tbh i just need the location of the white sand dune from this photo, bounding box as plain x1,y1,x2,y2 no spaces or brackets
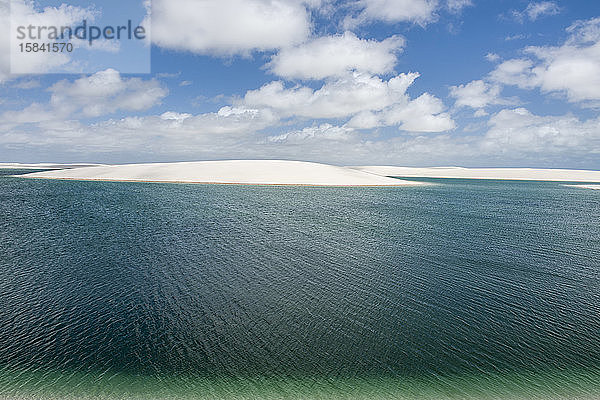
16,162,600,186
351,166,600,183
564,185,600,190
19,160,420,186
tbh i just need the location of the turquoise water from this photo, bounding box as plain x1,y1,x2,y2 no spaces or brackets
1,169,599,399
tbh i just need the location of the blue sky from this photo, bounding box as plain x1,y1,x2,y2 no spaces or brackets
1,0,599,167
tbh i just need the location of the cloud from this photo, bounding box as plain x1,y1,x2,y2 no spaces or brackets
241,73,419,119
524,1,561,21
489,58,534,87
511,1,560,23
279,108,597,166
0,106,278,156
344,0,439,28
382,93,456,132
148,0,312,56
505,33,529,41
267,32,405,80
348,92,455,132
2,102,600,167
449,80,511,109
1,103,58,126
240,71,455,132
482,108,600,156
1,69,168,123
473,109,488,117
0,68,456,161
0,0,95,81
566,17,600,44
294,108,600,166
0,0,9,82
268,123,355,143
155,72,181,79
490,18,600,103
156,106,278,135
485,53,500,62
446,0,472,14
48,69,168,117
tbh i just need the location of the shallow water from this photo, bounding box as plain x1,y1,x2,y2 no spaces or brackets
1,170,599,399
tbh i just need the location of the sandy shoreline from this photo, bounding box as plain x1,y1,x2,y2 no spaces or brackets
21,177,418,187
18,160,421,187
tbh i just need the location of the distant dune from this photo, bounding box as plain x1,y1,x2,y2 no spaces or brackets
0,163,105,169
351,166,600,183
19,160,420,186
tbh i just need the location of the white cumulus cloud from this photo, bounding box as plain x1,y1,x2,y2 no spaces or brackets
382,93,456,132
242,72,455,132
148,0,312,56
241,73,418,118
48,69,168,117
1,0,95,80
482,108,600,155
449,80,511,109
490,18,600,103
1,69,168,123
267,32,405,80
344,0,439,27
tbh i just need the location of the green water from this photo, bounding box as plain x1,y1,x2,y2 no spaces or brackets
1,170,599,399
1,367,599,399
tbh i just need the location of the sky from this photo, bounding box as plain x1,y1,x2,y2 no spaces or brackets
1,0,600,168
